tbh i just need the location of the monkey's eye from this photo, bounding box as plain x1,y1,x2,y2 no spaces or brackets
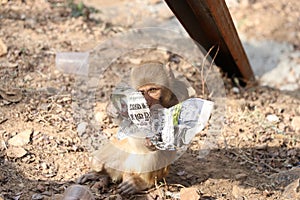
138,86,162,99
148,87,160,93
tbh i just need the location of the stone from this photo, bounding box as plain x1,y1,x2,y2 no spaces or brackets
77,122,87,135
180,187,200,200
266,114,279,123
232,87,240,94
0,38,7,57
6,146,27,158
0,139,6,150
235,173,248,180
95,112,106,122
62,185,95,200
270,168,300,187
8,129,33,146
31,193,44,200
281,179,300,200
231,185,251,199
291,116,300,131
24,74,33,82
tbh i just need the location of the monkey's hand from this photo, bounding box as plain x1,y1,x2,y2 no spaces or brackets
117,174,149,195
144,138,157,151
77,171,105,184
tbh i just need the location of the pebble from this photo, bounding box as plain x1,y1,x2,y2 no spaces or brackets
32,193,44,200
291,116,300,131
266,114,279,123
231,87,240,94
0,38,7,57
180,187,200,200
36,184,46,192
24,74,33,82
8,129,33,147
62,185,95,200
95,112,106,123
77,122,87,135
231,185,249,199
235,173,248,180
6,146,27,158
270,168,300,186
0,139,6,150
281,179,300,200
177,170,186,176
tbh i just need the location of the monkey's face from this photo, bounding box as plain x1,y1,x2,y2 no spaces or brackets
137,84,163,108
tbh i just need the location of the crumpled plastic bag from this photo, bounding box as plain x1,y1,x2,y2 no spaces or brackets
107,84,214,151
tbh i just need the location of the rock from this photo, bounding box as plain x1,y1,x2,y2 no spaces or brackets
24,74,33,82
231,185,251,199
77,122,87,135
36,184,46,192
266,114,279,123
270,168,300,187
62,184,94,200
291,116,300,131
180,187,200,200
281,179,300,200
0,38,7,57
231,87,240,94
95,112,106,123
235,173,248,180
32,193,44,200
177,170,186,176
8,129,33,146
6,146,27,158
0,138,6,150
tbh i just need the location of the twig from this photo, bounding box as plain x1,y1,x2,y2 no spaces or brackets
0,117,8,124
200,46,214,95
230,149,281,174
204,45,220,84
167,183,186,188
200,45,219,96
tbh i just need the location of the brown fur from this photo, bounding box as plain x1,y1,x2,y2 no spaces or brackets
78,63,187,194
85,137,174,194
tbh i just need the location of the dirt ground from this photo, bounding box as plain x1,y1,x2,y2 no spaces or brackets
0,0,299,199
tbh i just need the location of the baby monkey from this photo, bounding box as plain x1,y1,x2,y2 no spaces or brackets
130,62,180,109
78,62,187,195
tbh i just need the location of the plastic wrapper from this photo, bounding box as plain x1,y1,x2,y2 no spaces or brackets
151,98,214,150
107,85,214,151
56,52,89,75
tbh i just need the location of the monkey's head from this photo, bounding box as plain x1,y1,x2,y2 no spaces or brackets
130,62,178,108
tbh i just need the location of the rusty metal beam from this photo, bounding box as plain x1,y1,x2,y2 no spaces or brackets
164,0,255,83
